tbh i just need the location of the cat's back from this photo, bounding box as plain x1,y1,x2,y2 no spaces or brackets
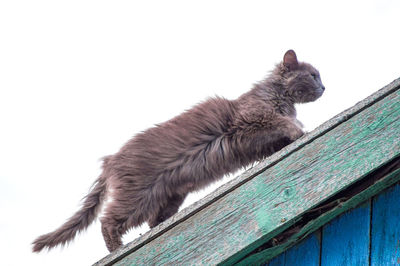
175,96,236,134
114,96,237,172
152,96,236,145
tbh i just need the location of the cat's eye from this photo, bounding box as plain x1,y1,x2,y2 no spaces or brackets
311,73,318,80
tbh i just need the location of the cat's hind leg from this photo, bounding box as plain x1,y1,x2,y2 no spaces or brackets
147,193,185,228
100,196,148,252
101,218,122,252
100,177,152,252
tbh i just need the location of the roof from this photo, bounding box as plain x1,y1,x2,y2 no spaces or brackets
95,78,400,266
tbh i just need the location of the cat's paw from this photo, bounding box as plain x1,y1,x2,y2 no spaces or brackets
292,118,304,129
288,126,304,141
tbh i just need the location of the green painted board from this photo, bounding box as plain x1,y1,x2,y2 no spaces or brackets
263,180,400,266
239,167,400,265
97,84,400,266
321,201,370,266
95,80,400,266
264,231,321,266
371,183,400,265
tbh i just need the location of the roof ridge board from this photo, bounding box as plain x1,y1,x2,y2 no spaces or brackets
94,77,400,266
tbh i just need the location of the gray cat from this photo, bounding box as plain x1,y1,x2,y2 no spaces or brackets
32,50,325,253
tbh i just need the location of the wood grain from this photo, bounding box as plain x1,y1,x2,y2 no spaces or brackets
284,231,320,266
94,79,400,266
371,183,400,265
264,178,400,266
95,85,400,265
321,201,370,265
239,168,400,265
267,252,285,266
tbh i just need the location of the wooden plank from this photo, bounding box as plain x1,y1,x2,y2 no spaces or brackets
371,183,400,265
100,85,400,265
95,79,400,266
284,231,320,266
264,231,321,266
238,166,400,265
321,201,370,266
267,252,285,266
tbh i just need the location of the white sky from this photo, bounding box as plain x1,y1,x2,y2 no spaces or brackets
1,1,399,265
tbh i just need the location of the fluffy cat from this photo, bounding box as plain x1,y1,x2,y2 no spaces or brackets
32,50,325,253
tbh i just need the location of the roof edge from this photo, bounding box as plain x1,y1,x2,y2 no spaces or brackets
94,78,400,266
236,158,400,265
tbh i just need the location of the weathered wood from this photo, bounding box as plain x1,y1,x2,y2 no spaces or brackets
95,79,400,266
284,231,320,266
267,252,285,266
237,167,400,265
371,183,400,265
263,179,400,266
92,80,400,266
321,201,370,265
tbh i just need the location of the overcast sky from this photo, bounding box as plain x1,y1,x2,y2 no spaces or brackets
1,1,400,265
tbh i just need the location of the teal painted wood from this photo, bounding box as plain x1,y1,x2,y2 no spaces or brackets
264,230,321,266
95,81,400,266
102,85,400,266
239,168,400,265
284,231,320,266
267,252,285,266
321,201,370,266
371,183,400,265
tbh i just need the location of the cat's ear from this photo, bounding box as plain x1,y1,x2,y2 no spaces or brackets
283,50,298,71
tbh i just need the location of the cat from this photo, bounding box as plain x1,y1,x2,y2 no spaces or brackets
32,50,325,253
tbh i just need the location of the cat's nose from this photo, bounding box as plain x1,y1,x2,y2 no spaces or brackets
321,85,325,91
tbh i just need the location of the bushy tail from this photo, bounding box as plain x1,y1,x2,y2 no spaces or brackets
32,176,107,252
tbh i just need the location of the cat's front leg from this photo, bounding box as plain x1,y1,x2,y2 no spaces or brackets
279,116,305,142
292,118,304,130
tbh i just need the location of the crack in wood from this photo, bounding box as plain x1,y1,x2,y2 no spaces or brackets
238,156,400,264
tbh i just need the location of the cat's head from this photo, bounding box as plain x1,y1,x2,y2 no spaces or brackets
279,50,325,103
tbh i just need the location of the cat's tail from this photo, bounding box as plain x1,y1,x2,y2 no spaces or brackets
32,169,109,253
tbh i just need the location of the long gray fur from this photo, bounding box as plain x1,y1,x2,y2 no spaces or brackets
32,50,325,253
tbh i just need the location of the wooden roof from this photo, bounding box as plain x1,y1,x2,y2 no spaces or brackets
95,78,400,266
